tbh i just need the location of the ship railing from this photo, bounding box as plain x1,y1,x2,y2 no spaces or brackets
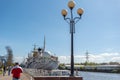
24,68,50,76
24,68,70,77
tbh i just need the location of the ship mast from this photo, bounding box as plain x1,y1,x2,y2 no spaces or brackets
43,36,46,52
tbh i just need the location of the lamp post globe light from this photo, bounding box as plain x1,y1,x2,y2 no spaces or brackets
61,0,84,77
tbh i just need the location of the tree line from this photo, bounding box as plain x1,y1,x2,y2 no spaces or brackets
0,46,14,68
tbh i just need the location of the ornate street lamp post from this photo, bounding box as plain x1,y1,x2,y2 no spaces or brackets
61,0,84,76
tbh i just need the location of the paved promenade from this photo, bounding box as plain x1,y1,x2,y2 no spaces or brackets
0,71,33,80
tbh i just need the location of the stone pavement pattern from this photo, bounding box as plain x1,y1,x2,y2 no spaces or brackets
0,71,33,80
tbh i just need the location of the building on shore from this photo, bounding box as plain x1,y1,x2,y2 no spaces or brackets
65,64,120,72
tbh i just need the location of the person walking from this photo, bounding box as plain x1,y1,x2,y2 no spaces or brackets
3,66,6,76
11,62,23,80
8,66,12,76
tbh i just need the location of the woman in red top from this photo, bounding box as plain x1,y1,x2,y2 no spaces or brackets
11,62,23,80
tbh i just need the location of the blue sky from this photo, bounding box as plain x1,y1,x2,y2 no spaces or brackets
0,0,120,63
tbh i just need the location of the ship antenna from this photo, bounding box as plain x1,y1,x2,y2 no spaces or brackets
33,44,38,50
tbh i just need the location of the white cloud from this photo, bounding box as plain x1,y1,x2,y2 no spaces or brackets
14,52,120,64
58,52,120,63
58,56,70,63
111,57,120,62
14,56,24,63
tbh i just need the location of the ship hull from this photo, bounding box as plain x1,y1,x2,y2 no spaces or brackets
26,57,59,70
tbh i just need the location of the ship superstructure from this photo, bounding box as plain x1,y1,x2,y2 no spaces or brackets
25,38,59,70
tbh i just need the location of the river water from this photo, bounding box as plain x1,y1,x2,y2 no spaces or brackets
79,71,120,80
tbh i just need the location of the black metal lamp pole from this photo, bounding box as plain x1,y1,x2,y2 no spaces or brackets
61,0,84,77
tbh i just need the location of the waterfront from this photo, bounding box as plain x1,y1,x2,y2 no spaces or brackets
79,71,120,80
24,69,120,80
0,69,120,80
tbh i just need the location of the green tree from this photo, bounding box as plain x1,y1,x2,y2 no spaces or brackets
109,62,119,65
6,46,13,66
58,63,66,70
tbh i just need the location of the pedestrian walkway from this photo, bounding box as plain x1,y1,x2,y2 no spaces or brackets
0,71,34,80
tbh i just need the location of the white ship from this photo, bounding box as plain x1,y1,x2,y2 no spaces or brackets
25,38,59,70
